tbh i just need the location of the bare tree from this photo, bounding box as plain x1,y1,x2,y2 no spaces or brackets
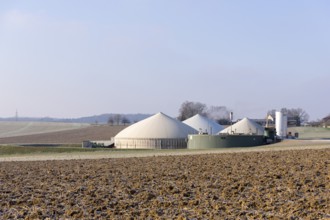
267,109,276,119
309,119,322,127
113,114,122,125
107,116,114,125
121,116,131,125
177,101,207,121
288,108,309,126
207,106,231,125
267,108,309,126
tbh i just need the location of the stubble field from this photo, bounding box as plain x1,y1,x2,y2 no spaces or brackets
1,148,329,219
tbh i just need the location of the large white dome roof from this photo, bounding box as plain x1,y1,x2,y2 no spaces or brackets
115,112,197,139
183,114,224,134
219,117,264,135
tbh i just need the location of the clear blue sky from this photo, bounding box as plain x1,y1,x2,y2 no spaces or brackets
1,0,329,120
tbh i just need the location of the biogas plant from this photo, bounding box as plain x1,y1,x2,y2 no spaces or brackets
109,111,288,149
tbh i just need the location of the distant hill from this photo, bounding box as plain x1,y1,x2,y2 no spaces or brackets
0,113,152,124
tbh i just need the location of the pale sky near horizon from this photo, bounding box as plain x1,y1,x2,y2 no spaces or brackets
1,1,329,120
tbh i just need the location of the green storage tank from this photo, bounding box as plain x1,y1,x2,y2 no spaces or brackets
187,134,265,149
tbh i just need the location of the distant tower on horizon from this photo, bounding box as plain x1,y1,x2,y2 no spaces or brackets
15,109,18,121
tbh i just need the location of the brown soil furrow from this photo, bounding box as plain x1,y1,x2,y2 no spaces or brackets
0,149,329,219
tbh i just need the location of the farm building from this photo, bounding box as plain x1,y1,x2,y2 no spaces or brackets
183,114,224,134
114,112,197,149
322,115,330,128
219,118,265,135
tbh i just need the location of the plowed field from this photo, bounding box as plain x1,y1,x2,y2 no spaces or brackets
0,125,126,145
1,149,329,219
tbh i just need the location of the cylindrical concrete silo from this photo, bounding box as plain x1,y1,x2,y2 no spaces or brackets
276,111,287,139
282,114,288,137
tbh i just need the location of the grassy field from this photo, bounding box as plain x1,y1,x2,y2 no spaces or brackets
0,145,109,156
288,126,330,139
1,139,330,162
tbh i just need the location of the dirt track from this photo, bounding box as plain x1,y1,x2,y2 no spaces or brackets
1,148,329,219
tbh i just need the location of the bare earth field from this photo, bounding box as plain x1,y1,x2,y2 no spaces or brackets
0,148,329,219
0,125,126,145
1,124,330,218
0,122,90,138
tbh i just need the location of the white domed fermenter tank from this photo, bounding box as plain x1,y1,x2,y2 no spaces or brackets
183,114,224,134
114,112,197,149
218,118,264,135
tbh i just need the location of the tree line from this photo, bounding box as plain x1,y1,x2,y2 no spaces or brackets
107,114,131,125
